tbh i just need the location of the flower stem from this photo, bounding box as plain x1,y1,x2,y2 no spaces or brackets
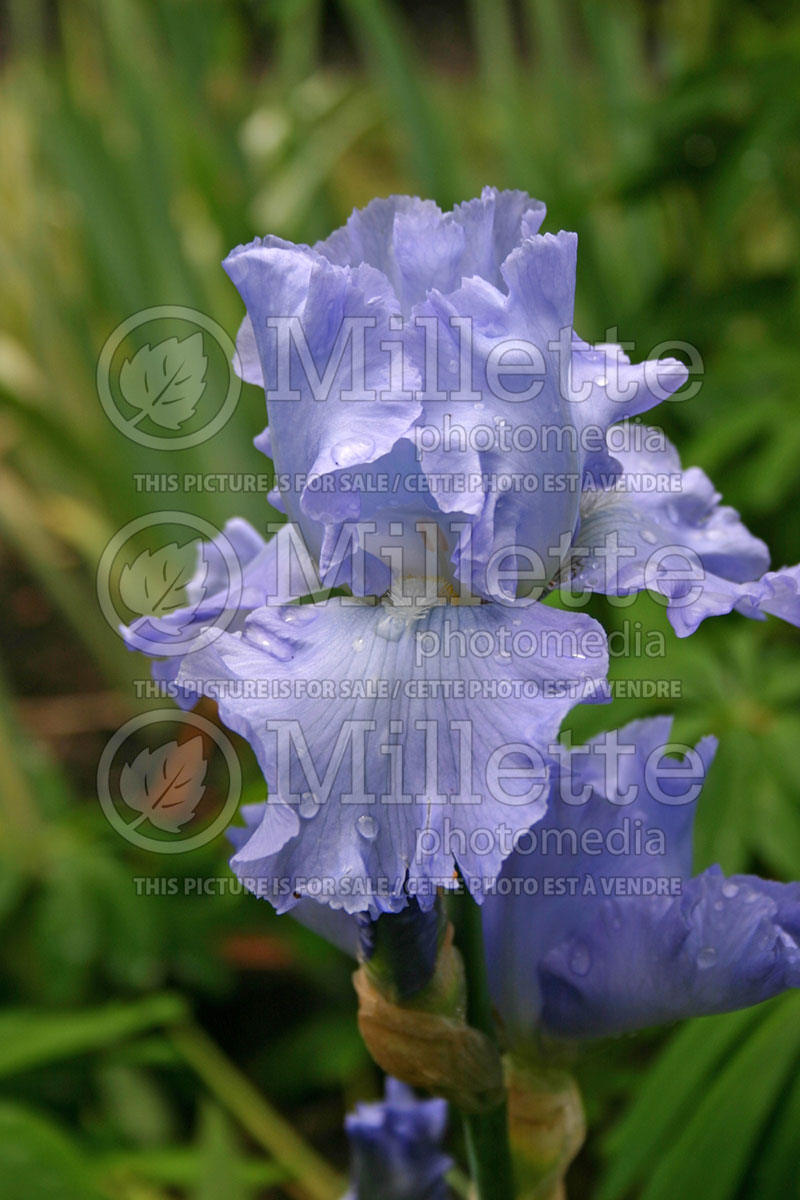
450,888,515,1200
169,1021,344,1200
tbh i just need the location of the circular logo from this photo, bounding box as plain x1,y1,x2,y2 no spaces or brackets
97,709,242,853
97,305,241,449
97,511,243,657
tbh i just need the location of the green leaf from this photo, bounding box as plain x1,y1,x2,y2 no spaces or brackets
0,995,188,1078
642,994,800,1200
600,1004,763,1199
603,994,800,1200
0,1103,108,1200
192,1101,252,1200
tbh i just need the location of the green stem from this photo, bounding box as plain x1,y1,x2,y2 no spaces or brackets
169,1021,344,1200
450,888,515,1200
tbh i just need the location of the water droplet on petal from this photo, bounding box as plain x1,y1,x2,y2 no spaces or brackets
722,881,739,899
595,375,608,387
357,814,378,840
243,614,293,660
376,612,406,641
696,946,717,969
332,436,375,468
352,636,365,652
569,942,592,976
279,605,316,625
641,529,658,545
666,503,681,525
473,402,485,412
299,792,319,818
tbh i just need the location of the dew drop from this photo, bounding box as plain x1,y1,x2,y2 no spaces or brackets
352,636,366,652
722,881,739,899
473,401,485,412
641,529,658,545
569,943,592,976
279,605,316,625
595,375,608,387
299,792,319,819
376,612,406,642
696,946,717,969
666,503,681,526
243,614,293,660
332,436,374,468
357,814,378,840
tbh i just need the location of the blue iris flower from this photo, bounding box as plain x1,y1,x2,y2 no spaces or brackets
125,189,800,916
275,717,800,1041
342,1077,451,1200
482,716,800,1038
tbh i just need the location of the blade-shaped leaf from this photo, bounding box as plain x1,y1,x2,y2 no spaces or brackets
0,1103,107,1200
0,996,188,1077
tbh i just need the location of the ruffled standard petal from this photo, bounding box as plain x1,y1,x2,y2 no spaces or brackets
343,1078,452,1200
538,867,800,1038
408,232,583,601
223,239,422,594
316,187,547,314
562,428,800,635
172,598,608,914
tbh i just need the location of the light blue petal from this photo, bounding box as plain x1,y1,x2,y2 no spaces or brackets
482,716,717,1034
563,428,799,635
538,867,800,1037
223,239,422,593
123,519,317,667
172,597,608,914
408,232,582,600
316,188,547,313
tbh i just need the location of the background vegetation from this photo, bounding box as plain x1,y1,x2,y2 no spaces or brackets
0,0,799,1196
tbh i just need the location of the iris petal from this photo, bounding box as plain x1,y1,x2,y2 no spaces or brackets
563,428,800,635
172,597,608,914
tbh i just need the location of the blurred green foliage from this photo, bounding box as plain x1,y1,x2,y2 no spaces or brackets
0,0,799,1196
